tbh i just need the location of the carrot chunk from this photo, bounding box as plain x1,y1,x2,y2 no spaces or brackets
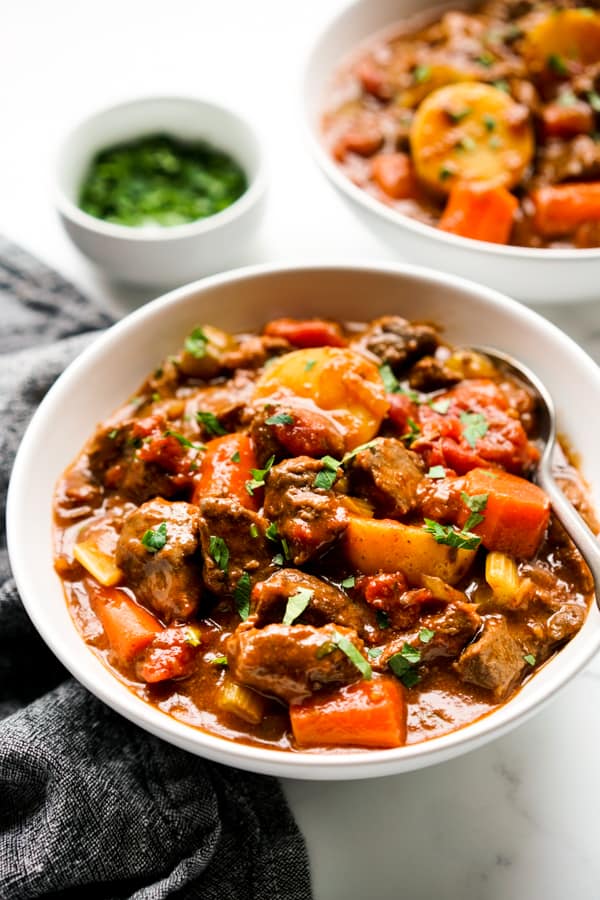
457,467,550,559
263,318,346,348
542,101,593,139
90,583,161,665
439,183,518,244
192,433,259,510
371,153,415,199
532,182,600,237
290,676,407,749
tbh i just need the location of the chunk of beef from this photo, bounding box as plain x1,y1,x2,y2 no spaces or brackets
186,371,256,437
408,356,462,393
546,605,586,643
352,316,439,373
453,616,525,699
54,457,103,520
198,497,275,598
226,623,364,703
534,135,600,189
264,457,349,564
220,335,290,371
252,569,379,640
250,400,345,467
346,438,424,518
116,499,201,623
136,626,200,683
179,328,290,380
380,600,481,668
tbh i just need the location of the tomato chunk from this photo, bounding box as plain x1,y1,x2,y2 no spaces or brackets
264,318,346,348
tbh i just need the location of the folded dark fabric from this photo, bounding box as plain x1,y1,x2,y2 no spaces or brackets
0,240,311,900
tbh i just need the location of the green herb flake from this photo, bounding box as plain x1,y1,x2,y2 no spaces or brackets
460,411,488,448
341,576,356,589
401,417,421,446
209,535,229,573
331,631,372,680
379,363,401,393
283,588,313,625
141,521,168,554
314,468,338,491
423,518,482,551
427,465,446,480
524,653,536,666
281,537,291,560
231,450,241,463
367,647,383,660
315,640,335,660
489,136,503,150
401,669,421,688
272,552,285,566
249,523,259,539
388,643,422,687
439,165,454,182
265,522,279,542
210,655,228,666
108,428,118,440
477,52,495,67
376,609,390,629
246,455,275,495
196,410,227,436
558,89,578,107
341,440,379,465
185,627,202,647
461,491,489,531
165,430,206,451
429,398,450,415
456,135,477,153
447,107,472,123
413,65,431,84
493,79,510,93
185,327,209,359
483,114,497,131
588,90,600,112
265,412,294,426
234,572,251,620
304,359,317,372
548,53,568,76
419,627,435,644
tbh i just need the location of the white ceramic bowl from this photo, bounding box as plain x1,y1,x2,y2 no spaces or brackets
7,262,600,779
303,0,600,305
55,96,267,287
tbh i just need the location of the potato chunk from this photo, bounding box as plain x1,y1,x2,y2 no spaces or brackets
522,9,600,72
410,82,534,194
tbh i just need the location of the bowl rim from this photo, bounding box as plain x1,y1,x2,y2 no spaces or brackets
7,259,600,779
302,0,600,262
54,94,268,243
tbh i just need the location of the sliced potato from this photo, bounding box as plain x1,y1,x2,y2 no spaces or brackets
344,516,477,585
522,8,600,71
253,347,389,450
73,540,123,587
410,82,534,194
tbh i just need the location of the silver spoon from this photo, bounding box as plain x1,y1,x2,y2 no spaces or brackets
474,346,600,609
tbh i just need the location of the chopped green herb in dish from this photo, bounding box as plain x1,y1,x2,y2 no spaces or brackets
79,133,247,228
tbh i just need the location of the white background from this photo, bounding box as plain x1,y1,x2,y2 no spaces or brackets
5,2,600,897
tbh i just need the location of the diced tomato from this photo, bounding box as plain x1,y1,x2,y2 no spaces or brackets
542,101,593,139
386,392,419,434
137,627,200,683
138,434,185,474
356,59,392,100
263,318,346,348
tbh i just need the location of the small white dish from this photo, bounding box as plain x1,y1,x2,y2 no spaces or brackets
55,96,267,287
7,261,600,779
303,0,600,305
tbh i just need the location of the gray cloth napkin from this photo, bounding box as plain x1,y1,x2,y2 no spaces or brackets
0,238,311,900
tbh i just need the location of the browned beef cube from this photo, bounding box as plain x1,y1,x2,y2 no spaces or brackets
250,403,345,467
252,569,378,640
381,600,481,668
408,356,461,392
226,623,364,703
116,499,201,622
198,497,275,598
352,316,438,372
264,457,349,564
346,438,424,518
454,617,526,699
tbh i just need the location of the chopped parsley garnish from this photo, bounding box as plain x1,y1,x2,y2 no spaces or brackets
419,627,435,644
524,654,536,666
210,655,228,666
314,467,338,491
283,588,313,625
196,411,226,436
427,465,446,480
367,647,383,660
231,450,241,463
456,135,477,153
281,537,291,560
184,327,209,358
245,455,275,495
185,627,202,647
401,417,421,446
141,521,167,553
558,89,578,107
331,631,372,680
493,79,510,93
483,114,497,131
477,52,495,67
249,523,259,539
423,518,481,551
379,363,401,393
108,428,118,440
439,165,454,182
341,439,379,465
376,609,390,629
548,53,568,76
304,359,317,372
461,491,489,531
588,90,600,112
209,535,229,573
388,643,422,687
165,430,206,451
265,522,279,542
460,411,488,448
413,64,431,84
234,572,251,620
489,136,503,150
272,552,284,566
265,412,294,426
429,398,450,415
447,107,472,123
341,576,356,589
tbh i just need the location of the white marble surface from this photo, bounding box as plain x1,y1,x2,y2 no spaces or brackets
5,2,600,897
